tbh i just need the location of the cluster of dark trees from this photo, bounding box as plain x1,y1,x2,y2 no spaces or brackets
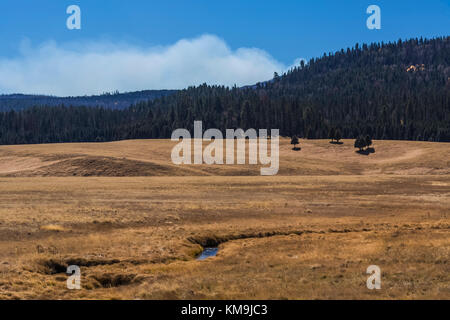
354,135,373,152
328,128,342,143
0,36,449,145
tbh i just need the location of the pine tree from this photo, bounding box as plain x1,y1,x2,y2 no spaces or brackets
328,127,336,142
365,135,373,149
354,136,367,152
291,135,299,150
335,129,342,143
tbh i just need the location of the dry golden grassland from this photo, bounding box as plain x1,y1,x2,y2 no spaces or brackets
0,139,448,299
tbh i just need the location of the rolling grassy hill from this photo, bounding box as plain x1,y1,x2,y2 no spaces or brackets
0,139,449,177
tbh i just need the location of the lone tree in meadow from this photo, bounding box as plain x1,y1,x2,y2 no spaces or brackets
328,127,336,142
335,129,342,143
291,135,299,150
365,135,372,148
354,135,367,152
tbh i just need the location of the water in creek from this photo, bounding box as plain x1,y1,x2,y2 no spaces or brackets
197,247,218,260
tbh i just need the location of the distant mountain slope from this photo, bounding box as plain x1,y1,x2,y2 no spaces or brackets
128,36,449,142
0,36,449,145
0,90,177,112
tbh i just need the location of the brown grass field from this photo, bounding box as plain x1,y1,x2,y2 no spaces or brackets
0,138,448,300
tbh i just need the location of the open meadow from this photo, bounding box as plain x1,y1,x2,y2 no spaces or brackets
0,139,448,299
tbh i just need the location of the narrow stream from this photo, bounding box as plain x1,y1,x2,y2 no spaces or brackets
197,247,218,260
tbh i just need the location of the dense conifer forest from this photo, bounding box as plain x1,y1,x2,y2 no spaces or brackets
0,90,176,112
0,36,449,145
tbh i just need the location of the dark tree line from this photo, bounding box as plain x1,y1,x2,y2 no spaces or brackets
0,90,176,112
0,36,449,145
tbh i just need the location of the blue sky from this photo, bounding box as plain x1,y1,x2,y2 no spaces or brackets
0,0,448,95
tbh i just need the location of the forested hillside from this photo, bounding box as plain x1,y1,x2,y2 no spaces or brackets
0,90,176,112
0,37,449,145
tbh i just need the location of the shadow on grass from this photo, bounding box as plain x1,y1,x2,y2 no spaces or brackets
329,141,343,145
292,147,302,151
356,147,376,155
